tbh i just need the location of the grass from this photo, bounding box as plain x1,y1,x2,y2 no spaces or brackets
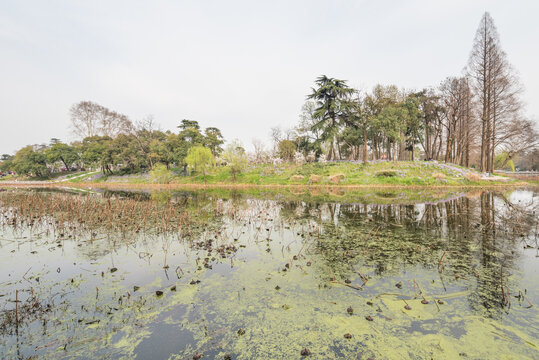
29,170,80,181
162,161,525,186
3,161,535,187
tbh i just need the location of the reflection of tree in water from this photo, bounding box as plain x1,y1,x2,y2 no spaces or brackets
466,191,537,318
276,191,536,315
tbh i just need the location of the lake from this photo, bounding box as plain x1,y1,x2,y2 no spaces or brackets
0,187,537,359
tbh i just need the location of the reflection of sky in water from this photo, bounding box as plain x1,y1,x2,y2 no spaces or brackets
0,188,537,359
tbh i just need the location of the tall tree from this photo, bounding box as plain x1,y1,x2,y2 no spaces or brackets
468,12,522,172
402,93,423,161
70,101,132,139
204,127,225,157
341,91,370,163
307,75,354,160
440,77,474,165
364,85,402,160
70,101,102,138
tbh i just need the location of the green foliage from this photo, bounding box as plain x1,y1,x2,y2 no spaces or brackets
494,152,515,172
0,154,14,173
11,146,49,177
222,141,248,181
402,93,424,159
278,140,296,162
307,75,354,160
177,119,200,131
204,127,224,157
80,136,115,173
185,146,215,182
375,170,398,177
46,143,79,169
150,163,174,184
0,118,226,179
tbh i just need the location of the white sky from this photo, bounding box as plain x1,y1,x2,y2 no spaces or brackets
1,0,538,155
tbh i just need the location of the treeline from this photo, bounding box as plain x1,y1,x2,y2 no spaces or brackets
269,12,537,172
0,109,225,177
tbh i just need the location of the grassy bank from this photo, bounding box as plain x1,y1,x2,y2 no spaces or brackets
3,161,534,187
70,161,523,186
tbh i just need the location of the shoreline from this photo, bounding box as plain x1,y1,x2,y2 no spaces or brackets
0,181,535,190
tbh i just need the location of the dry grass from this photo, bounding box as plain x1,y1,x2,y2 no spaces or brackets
0,191,193,236
309,174,323,183
328,173,345,184
433,172,446,180
465,172,481,182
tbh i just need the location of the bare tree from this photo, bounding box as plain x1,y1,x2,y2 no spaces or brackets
440,76,474,166
70,101,133,139
98,109,132,137
252,138,266,163
70,101,102,138
269,126,283,153
495,117,539,167
468,12,523,172
296,101,323,144
417,89,445,161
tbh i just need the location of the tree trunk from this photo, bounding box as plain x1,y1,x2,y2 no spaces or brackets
363,128,368,163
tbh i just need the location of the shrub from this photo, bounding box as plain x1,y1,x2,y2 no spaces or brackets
375,170,398,177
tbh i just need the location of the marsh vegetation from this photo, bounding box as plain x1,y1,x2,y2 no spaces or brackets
0,187,537,359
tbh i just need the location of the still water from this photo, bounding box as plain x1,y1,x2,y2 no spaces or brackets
0,187,537,359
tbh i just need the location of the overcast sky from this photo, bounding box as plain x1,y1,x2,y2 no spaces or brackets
1,0,538,155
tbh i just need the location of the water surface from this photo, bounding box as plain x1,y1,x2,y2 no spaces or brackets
0,187,537,359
